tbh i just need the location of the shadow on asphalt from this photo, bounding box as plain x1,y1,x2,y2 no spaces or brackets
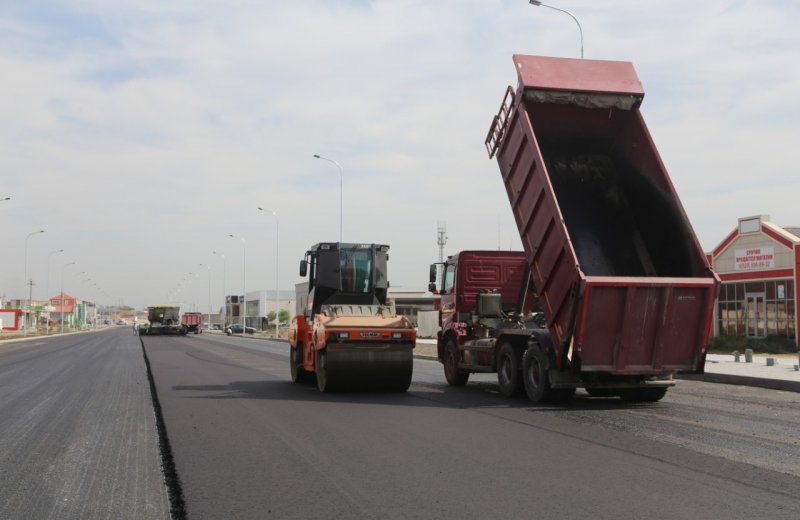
169,379,662,413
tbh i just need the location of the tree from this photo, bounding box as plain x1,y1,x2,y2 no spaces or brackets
267,310,290,325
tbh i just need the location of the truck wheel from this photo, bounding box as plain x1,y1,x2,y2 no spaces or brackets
496,342,522,397
619,387,668,403
443,339,469,386
522,344,550,403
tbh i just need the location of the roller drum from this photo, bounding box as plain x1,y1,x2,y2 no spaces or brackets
321,342,413,392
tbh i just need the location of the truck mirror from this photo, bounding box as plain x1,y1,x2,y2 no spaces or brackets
428,282,438,294
429,264,437,283
299,259,307,277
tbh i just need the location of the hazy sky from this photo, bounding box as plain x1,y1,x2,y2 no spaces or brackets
2,0,799,310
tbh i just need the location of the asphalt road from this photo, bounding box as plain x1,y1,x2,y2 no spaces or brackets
144,333,800,520
0,328,170,520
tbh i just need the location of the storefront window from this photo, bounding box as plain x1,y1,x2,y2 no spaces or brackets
717,279,795,340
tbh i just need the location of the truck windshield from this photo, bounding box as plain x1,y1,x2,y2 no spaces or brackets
340,248,372,293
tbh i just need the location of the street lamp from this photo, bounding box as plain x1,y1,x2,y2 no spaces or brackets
45,248,64,334
200,264,212,329
23,229,45,334
213,250,227,327
60,261,76,334
529,1,584,59
258,207,280,337
313,154,343,242
228,234,246,334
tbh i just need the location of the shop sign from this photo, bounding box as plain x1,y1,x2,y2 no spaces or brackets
735,246,774,270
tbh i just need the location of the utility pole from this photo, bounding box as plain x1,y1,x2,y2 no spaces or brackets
437,221,448,262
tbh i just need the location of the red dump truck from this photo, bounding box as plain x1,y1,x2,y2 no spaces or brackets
428,55,718,403
181,312,203,334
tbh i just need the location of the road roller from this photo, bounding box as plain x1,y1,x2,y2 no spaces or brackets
288,243,416,392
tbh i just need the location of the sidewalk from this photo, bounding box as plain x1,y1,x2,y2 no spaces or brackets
681,352,800,393
415,339,800,393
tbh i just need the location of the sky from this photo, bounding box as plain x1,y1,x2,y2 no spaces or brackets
1,0,799,311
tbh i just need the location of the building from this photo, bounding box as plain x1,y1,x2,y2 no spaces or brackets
222,290,296,330
1,292,95,331
709,215,799,345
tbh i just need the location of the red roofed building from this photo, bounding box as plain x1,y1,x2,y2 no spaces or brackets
50,292,79,328
709,215,800,345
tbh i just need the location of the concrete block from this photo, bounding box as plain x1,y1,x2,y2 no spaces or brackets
745,349,753,363
766,357,776,367
733,350,740,362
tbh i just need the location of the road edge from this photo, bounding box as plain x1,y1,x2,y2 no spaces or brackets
140,337,187,520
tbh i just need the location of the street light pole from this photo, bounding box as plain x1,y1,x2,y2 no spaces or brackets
45,249,64,334
60,261,76,334
529,1,584,59
258,207,280,337
229,235,246,334
23,229,45,335
313,154,343,242
200,263,211,328
213,251,227,328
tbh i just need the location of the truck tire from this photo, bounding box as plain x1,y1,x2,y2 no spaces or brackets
443,339,469,386
619,387,668,403
522,343,551,403
496,342,522,396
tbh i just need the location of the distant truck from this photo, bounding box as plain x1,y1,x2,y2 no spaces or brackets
289,242,416,392
428,55,718,403
141,305,186,335
181,312,203,334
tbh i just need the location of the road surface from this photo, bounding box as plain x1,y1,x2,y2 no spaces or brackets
144,333,800,520
0,329,170,520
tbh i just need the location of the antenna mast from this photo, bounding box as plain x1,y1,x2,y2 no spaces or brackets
437,221,448,262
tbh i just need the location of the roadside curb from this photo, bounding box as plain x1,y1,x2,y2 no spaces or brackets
676,373,800,394
414,354,438,362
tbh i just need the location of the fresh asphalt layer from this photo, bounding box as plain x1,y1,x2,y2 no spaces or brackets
142,333,800,520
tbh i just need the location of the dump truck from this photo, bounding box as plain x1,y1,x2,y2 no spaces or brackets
428,55,718,403
181,312,203,334
141,305,186,335
289,242,416,392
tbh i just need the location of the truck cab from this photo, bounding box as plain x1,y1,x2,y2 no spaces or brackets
430,251,551,398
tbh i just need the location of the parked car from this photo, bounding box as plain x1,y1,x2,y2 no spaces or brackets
226,324,256,334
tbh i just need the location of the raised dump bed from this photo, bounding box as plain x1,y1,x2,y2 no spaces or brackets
486,55,718,378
